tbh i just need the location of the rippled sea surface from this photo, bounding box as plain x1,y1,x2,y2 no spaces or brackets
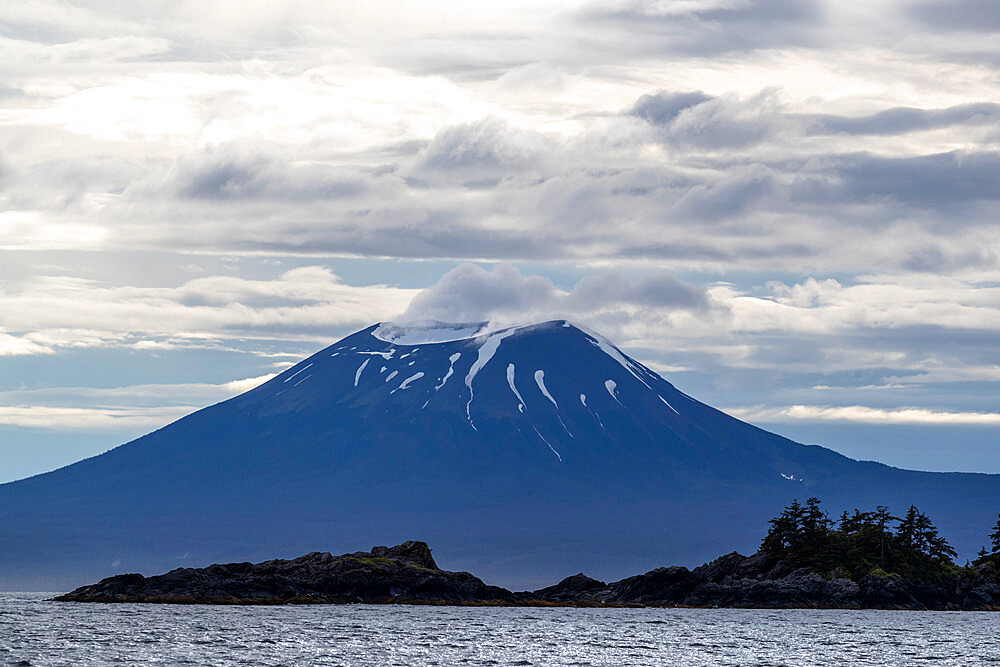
2,593,998,666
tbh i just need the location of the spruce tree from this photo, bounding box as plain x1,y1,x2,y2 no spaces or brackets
991,514,1000,554
897,505,919,550
873,505,898,570
762,499,804,557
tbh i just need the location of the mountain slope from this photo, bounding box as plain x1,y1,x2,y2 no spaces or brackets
1,320,997,591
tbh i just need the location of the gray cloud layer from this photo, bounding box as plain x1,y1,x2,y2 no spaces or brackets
2,0,1000,477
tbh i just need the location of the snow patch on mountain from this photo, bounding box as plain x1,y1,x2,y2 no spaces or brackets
435,352,462,391
534,370,558,409
354,359,369,387
507,364,525,411
605,379,621,404
358,349,396,359
391,372,424,394
464,328,517,429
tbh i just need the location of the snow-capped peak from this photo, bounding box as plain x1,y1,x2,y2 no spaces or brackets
372,320,491,345
374,319,584,346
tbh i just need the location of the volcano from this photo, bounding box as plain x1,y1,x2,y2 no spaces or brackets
2,320,998,590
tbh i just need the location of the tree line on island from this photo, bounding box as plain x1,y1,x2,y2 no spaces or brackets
760,497,1000,582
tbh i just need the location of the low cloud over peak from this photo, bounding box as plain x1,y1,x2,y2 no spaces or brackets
398,263,714,330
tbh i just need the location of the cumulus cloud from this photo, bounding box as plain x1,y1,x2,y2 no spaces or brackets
397,263,714,330
630,90,712,126
631,89,783,148
407,118,553,186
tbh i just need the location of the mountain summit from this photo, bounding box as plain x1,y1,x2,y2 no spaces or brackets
2,320,998,590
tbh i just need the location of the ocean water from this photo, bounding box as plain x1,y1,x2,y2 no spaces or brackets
1,593,997,666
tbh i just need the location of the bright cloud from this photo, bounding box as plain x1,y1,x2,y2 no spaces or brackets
0,374,277,431
730,405,1000,426
0,266,416,355
0,405,198,430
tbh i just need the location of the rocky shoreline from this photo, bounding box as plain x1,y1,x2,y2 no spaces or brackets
54,541,1000,610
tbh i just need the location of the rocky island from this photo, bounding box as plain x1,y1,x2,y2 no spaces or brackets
56,500,1000,610
55,541,515,605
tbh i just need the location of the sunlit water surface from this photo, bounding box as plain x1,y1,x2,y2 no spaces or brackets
2,593,997,666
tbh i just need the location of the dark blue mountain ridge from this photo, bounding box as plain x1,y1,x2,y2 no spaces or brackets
1,320,997,591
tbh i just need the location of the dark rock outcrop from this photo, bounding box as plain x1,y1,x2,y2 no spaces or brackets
54,541,513,605
528,573,610,603
528,552,1000,610
55,541,1000,609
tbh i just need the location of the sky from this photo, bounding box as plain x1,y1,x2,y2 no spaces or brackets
1,0,999,482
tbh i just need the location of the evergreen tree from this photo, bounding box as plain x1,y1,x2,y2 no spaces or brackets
926,530,958,563
872,505,898,570
991,514,1000,554
897,505,920,550
801,498,830,538
903,506,956,564
761,499,957,581
761,499,804,556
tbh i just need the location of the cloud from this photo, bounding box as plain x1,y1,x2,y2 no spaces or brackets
0,35,172,64
493,62,572,93
221,373,277,393
631,90,783,148
397,263,713,328
630,90,712,126
804,103,1000,136
909,0,1000,32
0,333,54,356
408,118,553,185
730,404,1000,425
169,145,368,201
579,0,826,57
5,63,1000,276
568,272,709,310
670,164,779,221
633,93,1000,150
0,267,415,355
0,405,198,430
829,151,1000,210
726,276,1000,335
0,373,277,431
